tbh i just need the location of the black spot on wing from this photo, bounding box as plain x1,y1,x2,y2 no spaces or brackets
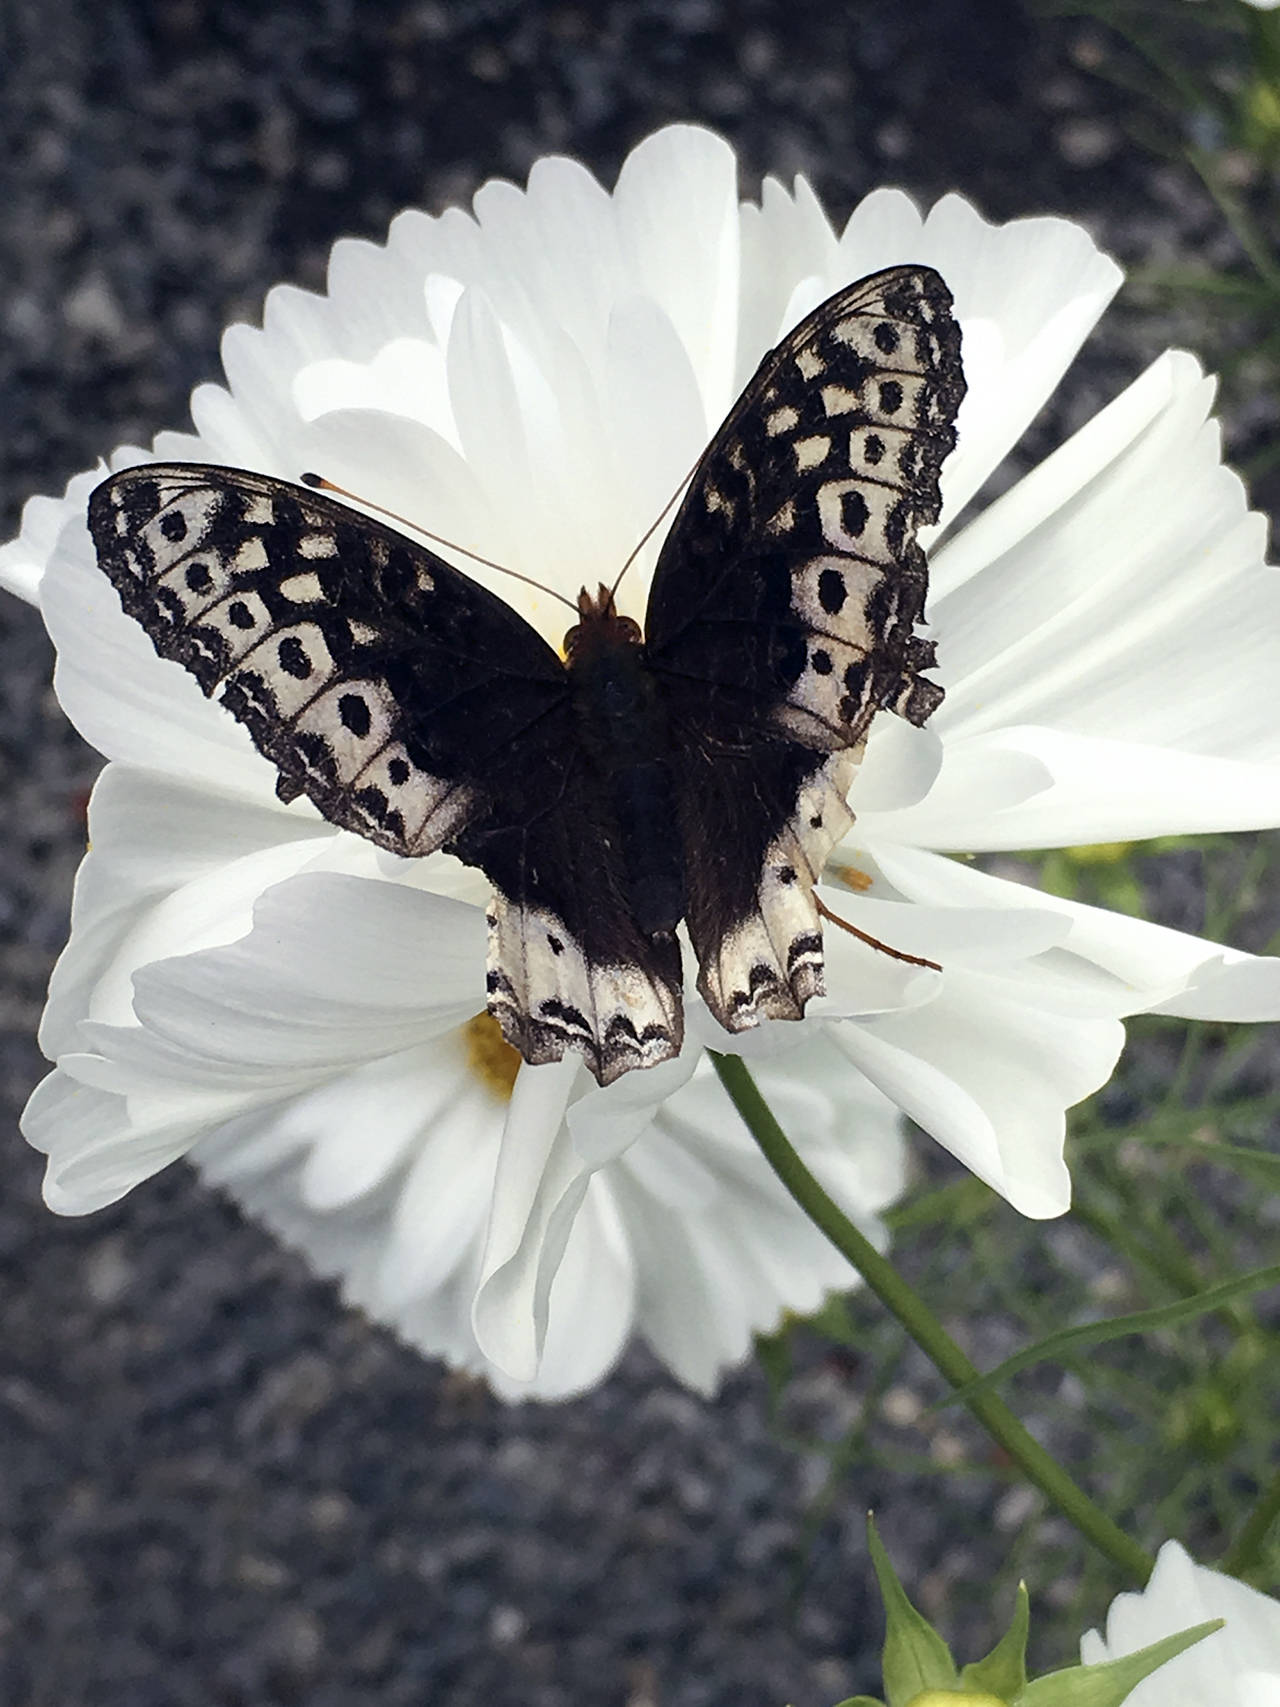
276,635,312,679
818,568,846,615
338,693,371,737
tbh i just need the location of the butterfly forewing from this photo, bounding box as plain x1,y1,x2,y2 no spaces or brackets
90,464,684,1084
91,466,575,853
644,266,963,1032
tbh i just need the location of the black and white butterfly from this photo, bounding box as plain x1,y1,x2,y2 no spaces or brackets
89,265,965,1086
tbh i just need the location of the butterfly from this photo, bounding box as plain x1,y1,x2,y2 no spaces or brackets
89,265,965,1087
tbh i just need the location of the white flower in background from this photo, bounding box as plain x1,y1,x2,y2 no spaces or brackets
1082,1541,1280,1705
6,123,1280,1397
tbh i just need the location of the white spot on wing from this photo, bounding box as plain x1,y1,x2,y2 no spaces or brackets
822,385,861,416
793,435,831,472
233,537,270,572
280,571,325,602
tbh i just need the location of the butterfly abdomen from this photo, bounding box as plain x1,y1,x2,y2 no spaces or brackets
565,593,685,937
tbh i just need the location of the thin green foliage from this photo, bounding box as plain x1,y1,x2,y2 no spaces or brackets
758,833,1280,1663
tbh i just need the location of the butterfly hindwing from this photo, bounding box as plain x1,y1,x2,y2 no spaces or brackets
89,464,684,1083
471,755,684,1084
645,266,963,1031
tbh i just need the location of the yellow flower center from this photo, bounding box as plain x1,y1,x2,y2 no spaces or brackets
464,1011,522,1100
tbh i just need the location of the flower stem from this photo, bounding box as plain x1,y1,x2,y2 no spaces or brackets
1221,1462,1280,1582
710,1050,1154,1585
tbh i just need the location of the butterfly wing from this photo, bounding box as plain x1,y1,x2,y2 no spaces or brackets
643,266,964,1031
90,464,682,1083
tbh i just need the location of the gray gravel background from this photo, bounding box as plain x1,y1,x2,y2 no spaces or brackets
1,3,1276,1705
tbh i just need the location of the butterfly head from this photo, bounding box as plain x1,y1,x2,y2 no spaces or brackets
563,583,643,663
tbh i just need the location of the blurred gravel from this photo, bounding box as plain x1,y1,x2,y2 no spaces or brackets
1,3,1277,1705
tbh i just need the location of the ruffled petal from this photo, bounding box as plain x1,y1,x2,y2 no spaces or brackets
873,842,1280,1020
471,1055,584,1380
932,353,1280,766
832,950,1125,1217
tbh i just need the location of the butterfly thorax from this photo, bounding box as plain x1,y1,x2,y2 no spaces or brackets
563,584,685,937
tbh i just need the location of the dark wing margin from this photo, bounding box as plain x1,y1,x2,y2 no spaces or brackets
90,463,683,1085
643,266,963,1032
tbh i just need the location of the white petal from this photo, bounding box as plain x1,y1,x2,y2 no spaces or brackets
294,1048,460,1212
325,231,437,357
473,153,622,366
613,124,741,416
39,765,332,1057
24,1070,196,1212
292,338,455,439
856,732,1054,848
124,872,485,1066
0,465,106,603
916,727,1280,849
736,174,839,383
374,1071,500,1304
851,719,944,815
515,1185,635,1398
875,842,1280,1019
603,294,709,596
472,1055,582,1380
836,191,1122,522
566,1047,701,1168
933,353,1280,769
832,968,1124,1217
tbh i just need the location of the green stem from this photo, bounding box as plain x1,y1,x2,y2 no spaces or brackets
710,1050,1154,1585
1222,1462,1280,1580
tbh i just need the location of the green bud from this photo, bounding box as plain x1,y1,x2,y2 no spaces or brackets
907,1694,1005,1705
840,1520,1223,1707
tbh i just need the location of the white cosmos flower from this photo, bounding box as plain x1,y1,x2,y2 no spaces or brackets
1082,1541,1280,1706
6,123,1280,1396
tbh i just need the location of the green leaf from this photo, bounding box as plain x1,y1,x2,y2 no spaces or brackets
867,1517,957,1707
936,1264,1280,1410
829,1697,885,1706
1017,1620,1223,1707
960,1581,1029,1698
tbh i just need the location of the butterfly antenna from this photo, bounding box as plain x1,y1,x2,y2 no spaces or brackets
608,449,704,603
301,472,579,613
814,893,942,972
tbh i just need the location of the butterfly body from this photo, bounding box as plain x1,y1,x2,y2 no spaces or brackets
90,265,965,1086
562,585,686,937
